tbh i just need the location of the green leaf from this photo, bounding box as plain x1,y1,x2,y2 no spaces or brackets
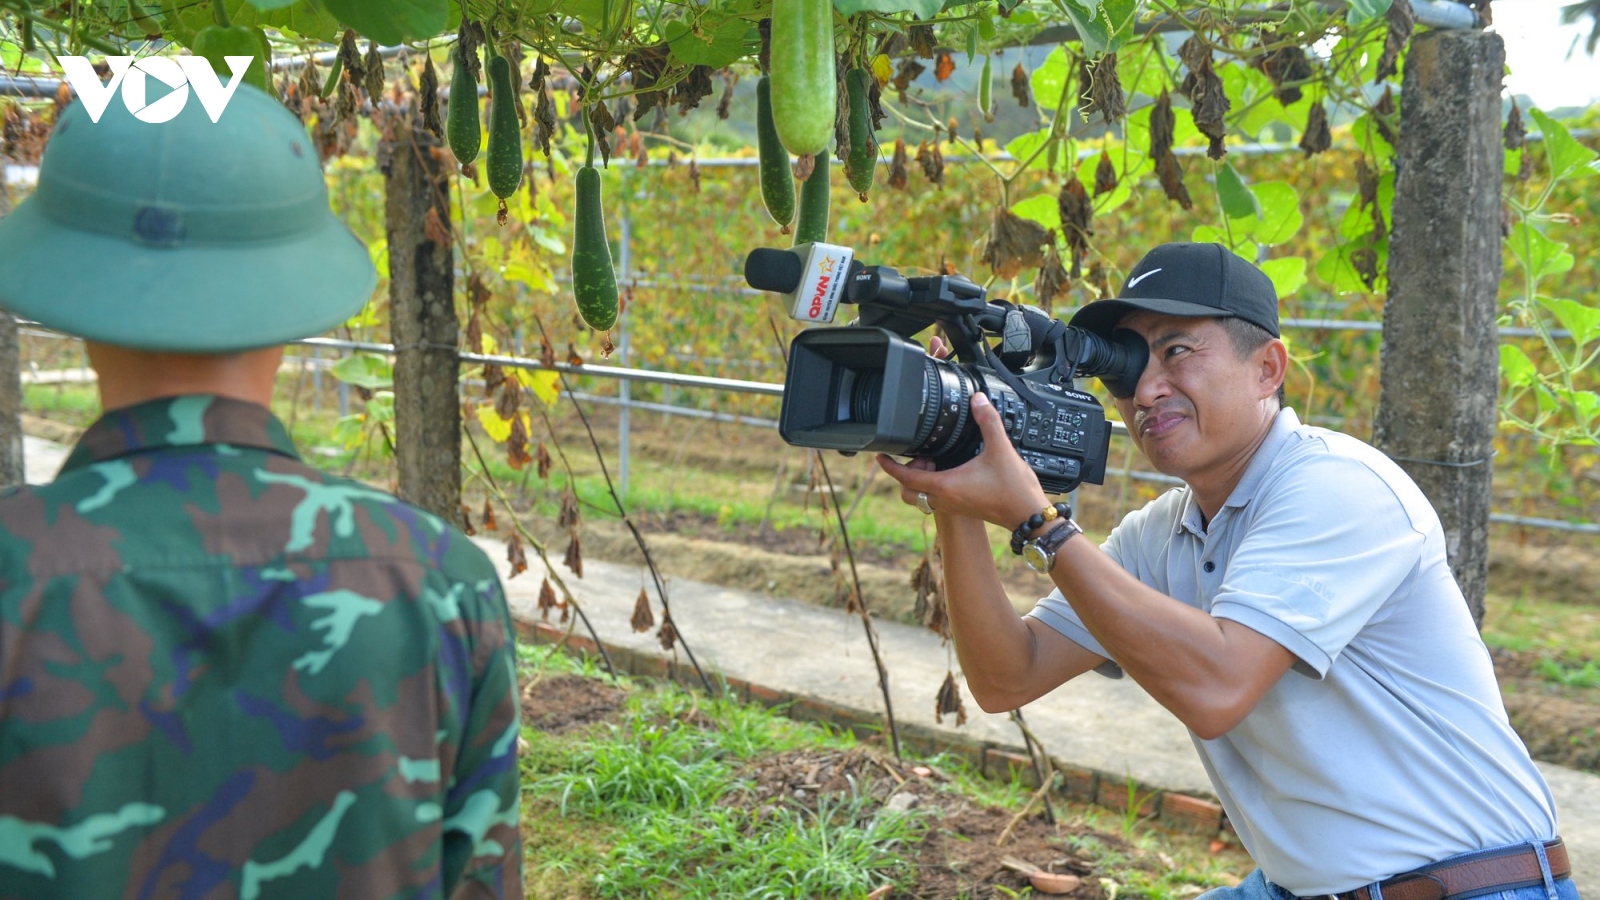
1117,41,1172,100
1346,0,1394,26
321,0,447,45
1005,127,1053,171
833,0,943,17
242,0,300,9
330,353,394,390
1011,194,1061,233
1538,297,1600,348
1527,108,1599,181
1030,47,1071,112
663,18,751,69
1250,181,1303,245
163,0,340,43
1568,390,1600,429
1499,344,1538,389
1259,257,1307,298
1216,162,1260,220
1054,0,1114,57
1508,222,1574,280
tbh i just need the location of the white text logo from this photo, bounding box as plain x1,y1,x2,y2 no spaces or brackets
58,56,253,124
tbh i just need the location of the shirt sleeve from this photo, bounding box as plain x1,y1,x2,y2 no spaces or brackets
1209,451,1428,679
441,549,524,899
1024,494,1177,679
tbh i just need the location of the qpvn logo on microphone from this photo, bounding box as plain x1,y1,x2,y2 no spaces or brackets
58,56,254,124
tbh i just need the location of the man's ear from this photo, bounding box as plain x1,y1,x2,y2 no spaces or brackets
1258,339,1289,400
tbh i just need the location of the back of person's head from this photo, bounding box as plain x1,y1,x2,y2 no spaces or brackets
0,82,375,353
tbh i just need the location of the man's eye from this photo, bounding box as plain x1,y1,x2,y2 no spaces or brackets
1164,345,1190,358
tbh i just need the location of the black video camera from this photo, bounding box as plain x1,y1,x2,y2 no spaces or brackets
744,243,1148,495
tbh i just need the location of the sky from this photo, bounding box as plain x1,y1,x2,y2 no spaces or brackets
1492,0,1600,109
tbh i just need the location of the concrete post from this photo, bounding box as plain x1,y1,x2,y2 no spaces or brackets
1372,30,1506,627
381,123,460,522
0,172,25,488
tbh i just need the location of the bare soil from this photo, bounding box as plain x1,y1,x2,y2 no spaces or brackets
520,680,1251,899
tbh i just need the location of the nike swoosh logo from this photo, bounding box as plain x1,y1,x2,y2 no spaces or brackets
1127,268,1162,289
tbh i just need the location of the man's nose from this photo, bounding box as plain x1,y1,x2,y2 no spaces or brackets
1133,355,1168,405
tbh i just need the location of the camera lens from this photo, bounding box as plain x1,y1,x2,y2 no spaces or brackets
908,357,977,459
850,370,884,423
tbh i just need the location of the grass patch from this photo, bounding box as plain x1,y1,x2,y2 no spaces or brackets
1482,590,1600,664
515,645,1254,900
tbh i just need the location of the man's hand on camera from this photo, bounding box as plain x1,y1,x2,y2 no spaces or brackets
876,390,1051,530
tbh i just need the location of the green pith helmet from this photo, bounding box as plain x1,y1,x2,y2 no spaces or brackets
0,82,376,353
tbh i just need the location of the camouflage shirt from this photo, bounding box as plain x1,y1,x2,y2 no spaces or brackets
0,395,522,899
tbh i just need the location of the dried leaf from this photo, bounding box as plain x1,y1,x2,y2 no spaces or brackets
539,336,557,369
891,58,925,97
934,51,956,82
482,499,498,532
1057,175,1093,278
673,65,716,115
1374,87,1398,147
1376,0,1416,84
558,488,581,530
536,441,552,479
935,671,967,726
1080,52,1125,123
533,84,556,158
338,29,365,86
507,414,534,469
911,558,950,639
622,44,671,122
631,588,655,632
567,344,585,367
657,613,678,651
908,23,937,58
363,41,385,103
563,533,584,578
537,577,558,619
1504,98,1526,150
981,206,1050,280
419,55,442,138
460,503,476,536
1300,102,1332,157
1178,37,1229,159
1094,151,1118,196
915,139,944,187
494,377,523,420
717,71,736,119
888,139,909,190
482,362,505,398
1255,44,1313,107
688,158,701,192
1150,90,1175,160
507,532,529,578
1156,151,1194,210
1034,245,1072,311
1010,62,1031,107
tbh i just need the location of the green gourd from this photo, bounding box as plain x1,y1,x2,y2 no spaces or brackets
843,69,875,200
571,166,619,331
756,75,795,230
446,42,479,165
793,152,830,246
485,55,522,199
768,0,834,157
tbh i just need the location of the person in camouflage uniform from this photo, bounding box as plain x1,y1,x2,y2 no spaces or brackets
0,84,521,898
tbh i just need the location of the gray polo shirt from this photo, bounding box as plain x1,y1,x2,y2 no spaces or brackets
1029,409,1557,895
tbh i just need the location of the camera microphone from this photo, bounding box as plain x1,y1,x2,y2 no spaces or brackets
743,243,857,324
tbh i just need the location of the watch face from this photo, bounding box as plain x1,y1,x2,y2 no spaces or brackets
1022,543,1051,574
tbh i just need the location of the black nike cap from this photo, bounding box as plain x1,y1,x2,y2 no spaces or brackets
1067,243,1280,339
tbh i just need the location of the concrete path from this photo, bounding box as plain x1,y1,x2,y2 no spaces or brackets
15,434,1598,890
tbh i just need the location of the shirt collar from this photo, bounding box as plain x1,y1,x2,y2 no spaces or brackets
1178,407,1302,536
61,395,302,473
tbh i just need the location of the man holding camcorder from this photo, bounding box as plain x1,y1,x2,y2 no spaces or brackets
877,242,1575,900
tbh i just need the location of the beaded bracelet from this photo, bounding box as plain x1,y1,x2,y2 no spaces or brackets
1009,501,1072,555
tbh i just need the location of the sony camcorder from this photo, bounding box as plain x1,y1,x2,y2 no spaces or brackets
745,242,1148,495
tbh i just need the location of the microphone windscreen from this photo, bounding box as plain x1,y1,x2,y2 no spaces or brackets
744,248,804,294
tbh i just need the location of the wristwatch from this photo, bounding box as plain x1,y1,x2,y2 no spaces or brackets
1021,518,1083,574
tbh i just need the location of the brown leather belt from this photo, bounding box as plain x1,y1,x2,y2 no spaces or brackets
1325,839,1570,900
